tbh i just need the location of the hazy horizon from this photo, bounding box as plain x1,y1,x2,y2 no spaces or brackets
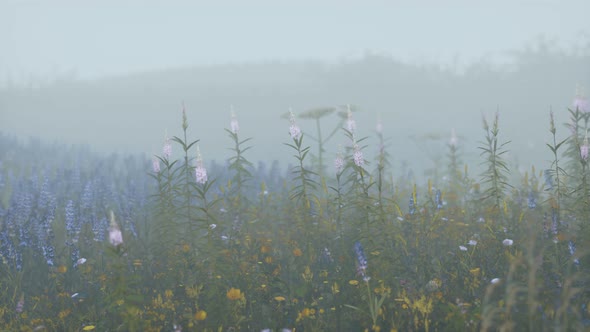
1,1,589,85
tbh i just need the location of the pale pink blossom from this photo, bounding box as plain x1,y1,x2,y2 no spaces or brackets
230,108,240,134
152,156,161,173
108,211,123,247
581,136,589,161
288,110,301,140
353,144,364,167
334,152,344,174
573,86,589,113
195,146,208,184
376,118,383,134
163,132,172,159
347,108,356,134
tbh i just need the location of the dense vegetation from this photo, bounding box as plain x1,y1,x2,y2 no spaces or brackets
0,101,589,331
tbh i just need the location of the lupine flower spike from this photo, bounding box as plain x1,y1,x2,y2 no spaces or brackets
354,241,370,282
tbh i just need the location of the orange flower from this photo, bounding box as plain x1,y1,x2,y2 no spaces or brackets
292,248,303,257
227,287,243,300
195,310,207,321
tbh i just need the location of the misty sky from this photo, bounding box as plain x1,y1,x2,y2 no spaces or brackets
1,0,589,83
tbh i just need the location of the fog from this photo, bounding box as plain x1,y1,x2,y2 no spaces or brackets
1,1,590,177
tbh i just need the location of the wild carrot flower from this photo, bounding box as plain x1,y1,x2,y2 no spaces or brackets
289,110,301,140
108,211,123,247
230,108,239,134
353,144,364,167
195,146,208,184
354,242,370,281
502,239,513,246
459,246,468,251
490,278,501,284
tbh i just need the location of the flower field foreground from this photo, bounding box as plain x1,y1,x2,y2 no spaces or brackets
0,102,589,331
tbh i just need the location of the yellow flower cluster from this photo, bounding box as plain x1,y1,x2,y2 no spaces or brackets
226,288,244,301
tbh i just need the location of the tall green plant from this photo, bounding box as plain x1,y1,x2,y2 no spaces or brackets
478,112,512,216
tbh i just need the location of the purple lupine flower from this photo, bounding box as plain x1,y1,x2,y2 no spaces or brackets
551,209,558,235
230,109,240,134
353,144,364,167
195,146,208,185
435,189,443,210
527,190,536,209
354,242,370,281
568,240,580,265
288,110,301,140
65,200,78,243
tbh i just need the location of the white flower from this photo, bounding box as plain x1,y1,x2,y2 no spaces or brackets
491,278,501,284
468,240,477,246
209,224,217,230
502,239,514,246
76,258,87,266
459,246,468,251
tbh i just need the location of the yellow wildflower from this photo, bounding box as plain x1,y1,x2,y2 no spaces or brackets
195,310,207,321
227,287,243,301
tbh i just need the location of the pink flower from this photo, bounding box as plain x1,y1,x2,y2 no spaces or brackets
163,133,172,160
376,119,383,134
195,146,208,184
152,156,161,173
347,108,356,134
230,108,239,134
581,136,589,161
108,211,123,247
353,144,364,167
334,153,344,174
573,95,589,113
288,110,301,140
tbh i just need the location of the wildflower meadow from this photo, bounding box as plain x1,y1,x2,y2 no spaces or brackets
0,97,589,331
